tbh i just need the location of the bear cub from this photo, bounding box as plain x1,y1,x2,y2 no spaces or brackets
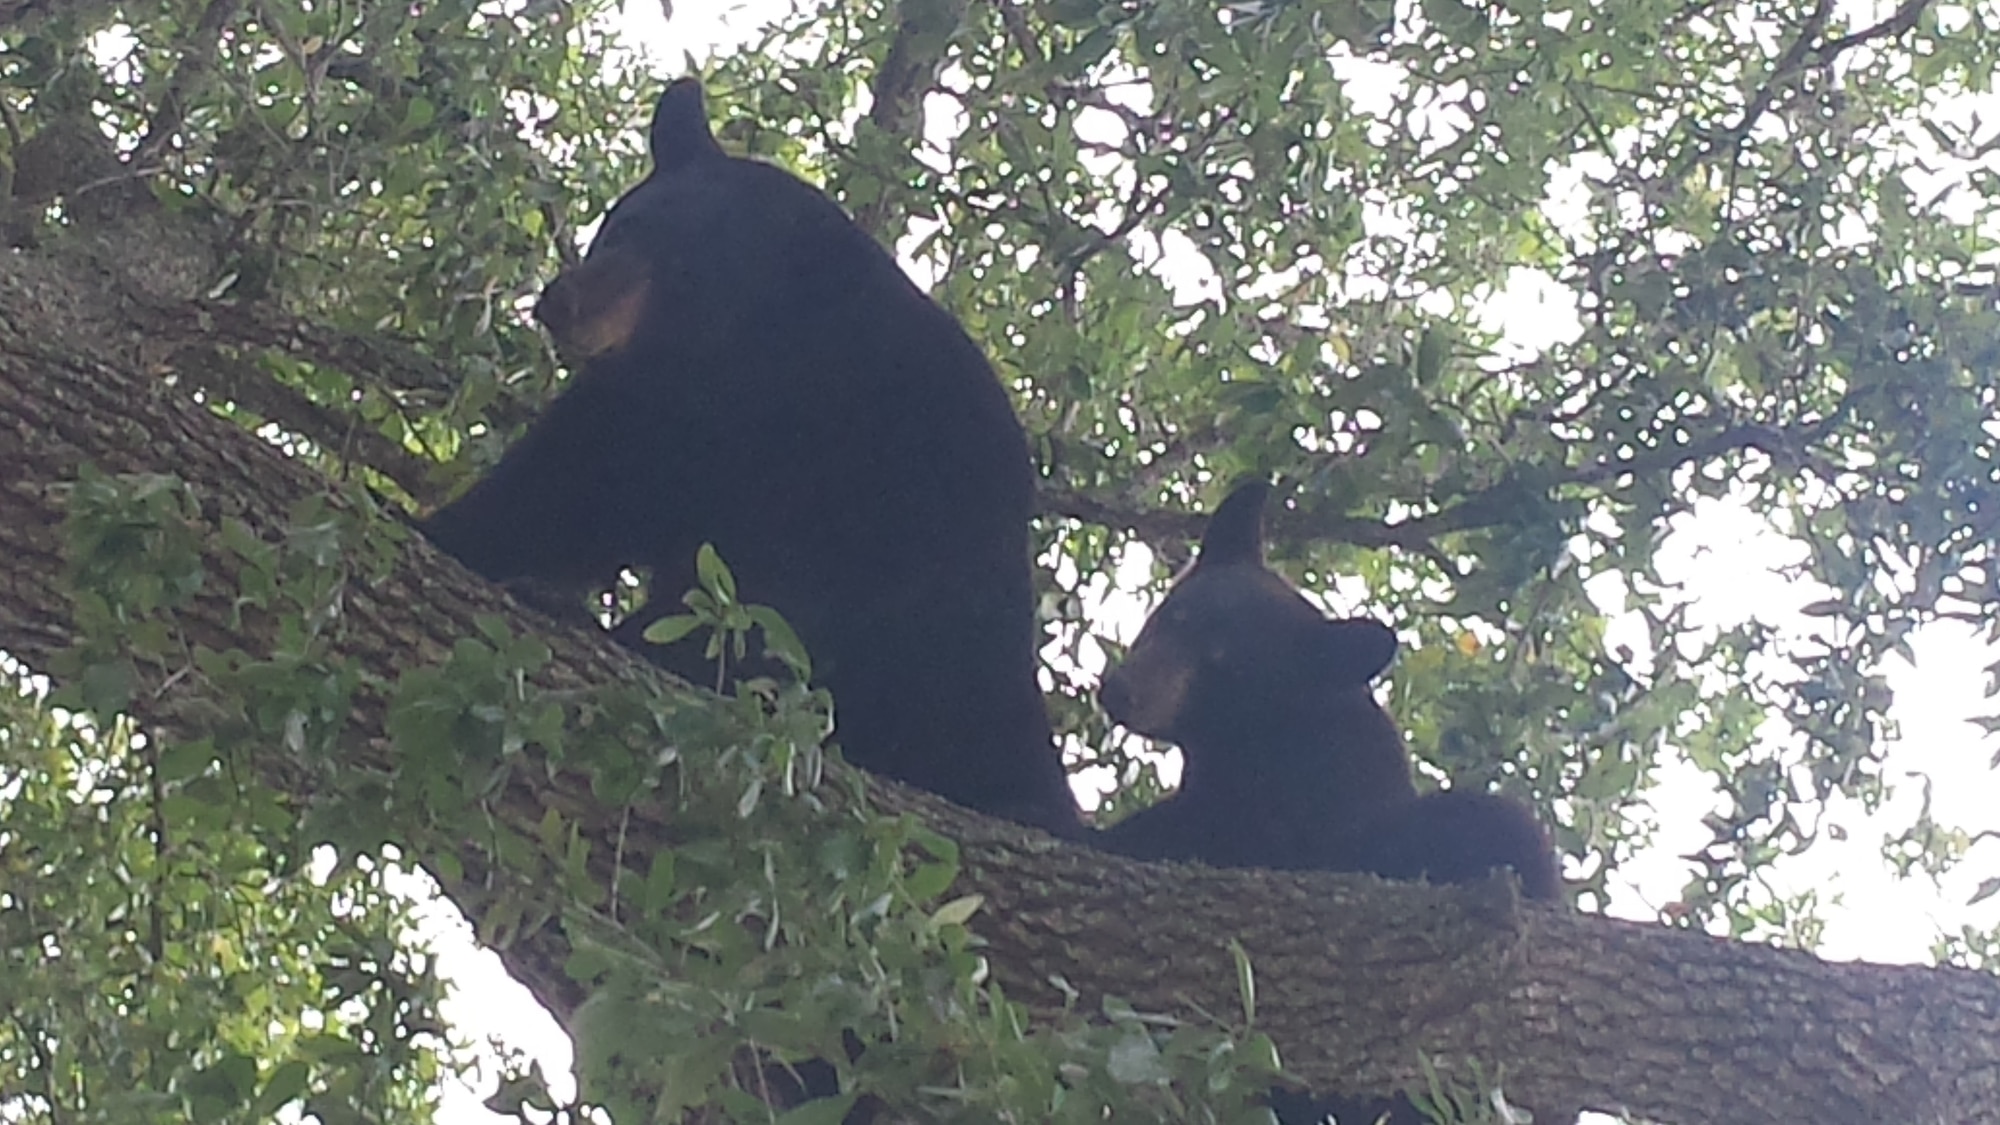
1095,481,1559,1124
421,79,1079,837
1094,480,1558,898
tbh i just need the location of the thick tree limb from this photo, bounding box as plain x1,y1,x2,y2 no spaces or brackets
1,237,1999,1125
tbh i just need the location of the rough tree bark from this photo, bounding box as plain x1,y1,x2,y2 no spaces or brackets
2,218,1999,1125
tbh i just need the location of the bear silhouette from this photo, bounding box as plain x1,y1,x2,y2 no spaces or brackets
422,79,1079,837
1095,480,1556,894
1095,480,1560,1125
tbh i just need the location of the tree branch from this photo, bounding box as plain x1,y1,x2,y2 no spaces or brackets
846,0,969,237
1721,0,1937,152
1,234,1999,1125
1818,0,1937,58
1721,0,1838,153
134,0,246,165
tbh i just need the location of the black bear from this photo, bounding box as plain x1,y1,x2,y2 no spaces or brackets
421,79,1080,837
1094,480,1560,1125
1094,479,1558,894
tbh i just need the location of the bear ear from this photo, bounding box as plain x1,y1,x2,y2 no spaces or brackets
1313,617,1398,684
650,78,725,172
1196,479,1272,567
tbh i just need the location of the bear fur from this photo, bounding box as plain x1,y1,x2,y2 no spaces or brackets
1094,480,1561,1125
421,79,1080,837
1094,480,1558,894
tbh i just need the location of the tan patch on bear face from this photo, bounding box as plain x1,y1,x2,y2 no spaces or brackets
565,277,651,358
535,250,653,360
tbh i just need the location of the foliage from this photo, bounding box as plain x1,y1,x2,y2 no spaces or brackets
5,0,2000,1119
41,468,1303,1122
0,678,455,1125
0,473,451,1125
696,0,2000,930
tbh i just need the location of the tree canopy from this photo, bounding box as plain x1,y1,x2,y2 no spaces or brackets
4,0,2000,1122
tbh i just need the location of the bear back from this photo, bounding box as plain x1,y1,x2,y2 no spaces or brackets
421,80,1080,836
1093,481,1562,1124
1094,480,1557,893
1096,481,1418,869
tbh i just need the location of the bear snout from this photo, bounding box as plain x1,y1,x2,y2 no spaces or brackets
1099,658,1191,740
533,274,579,338
1099,670,1134,724
535,245,655,361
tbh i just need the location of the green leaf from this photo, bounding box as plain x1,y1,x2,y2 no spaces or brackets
1106,1029,1169,1085
1228,937,1256,1026
929,893,985,928
695,542,738,602
747,604,812,679
79,659,134,717
644,850,678,914
642,614,705,646
253,1061,312,1116
905,860,957,901
156,738,216,784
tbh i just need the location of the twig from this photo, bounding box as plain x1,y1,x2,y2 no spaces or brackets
135,0,245,164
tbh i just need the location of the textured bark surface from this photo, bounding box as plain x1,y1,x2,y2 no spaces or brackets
3,227,1999,1125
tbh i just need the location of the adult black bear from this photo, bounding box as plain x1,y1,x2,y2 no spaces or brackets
422,79,1080,837
1094,480,1560,1125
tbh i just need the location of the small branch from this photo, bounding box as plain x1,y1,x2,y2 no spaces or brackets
1040,409,1845,563
1818,0,1936,57
997,1,1045,68
122,294,540,502
1054,175,1174,317
1036,482,1524,557
869,0,961,137
134,0,245,165
1720,0,1836,152
847,0,966,235
179,342,442,502
1722,0,1936,152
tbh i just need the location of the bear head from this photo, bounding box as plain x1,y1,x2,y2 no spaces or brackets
1099,480,1398,748
533,79,869,365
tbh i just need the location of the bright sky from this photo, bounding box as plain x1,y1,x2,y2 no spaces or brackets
421,3,2000,1121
